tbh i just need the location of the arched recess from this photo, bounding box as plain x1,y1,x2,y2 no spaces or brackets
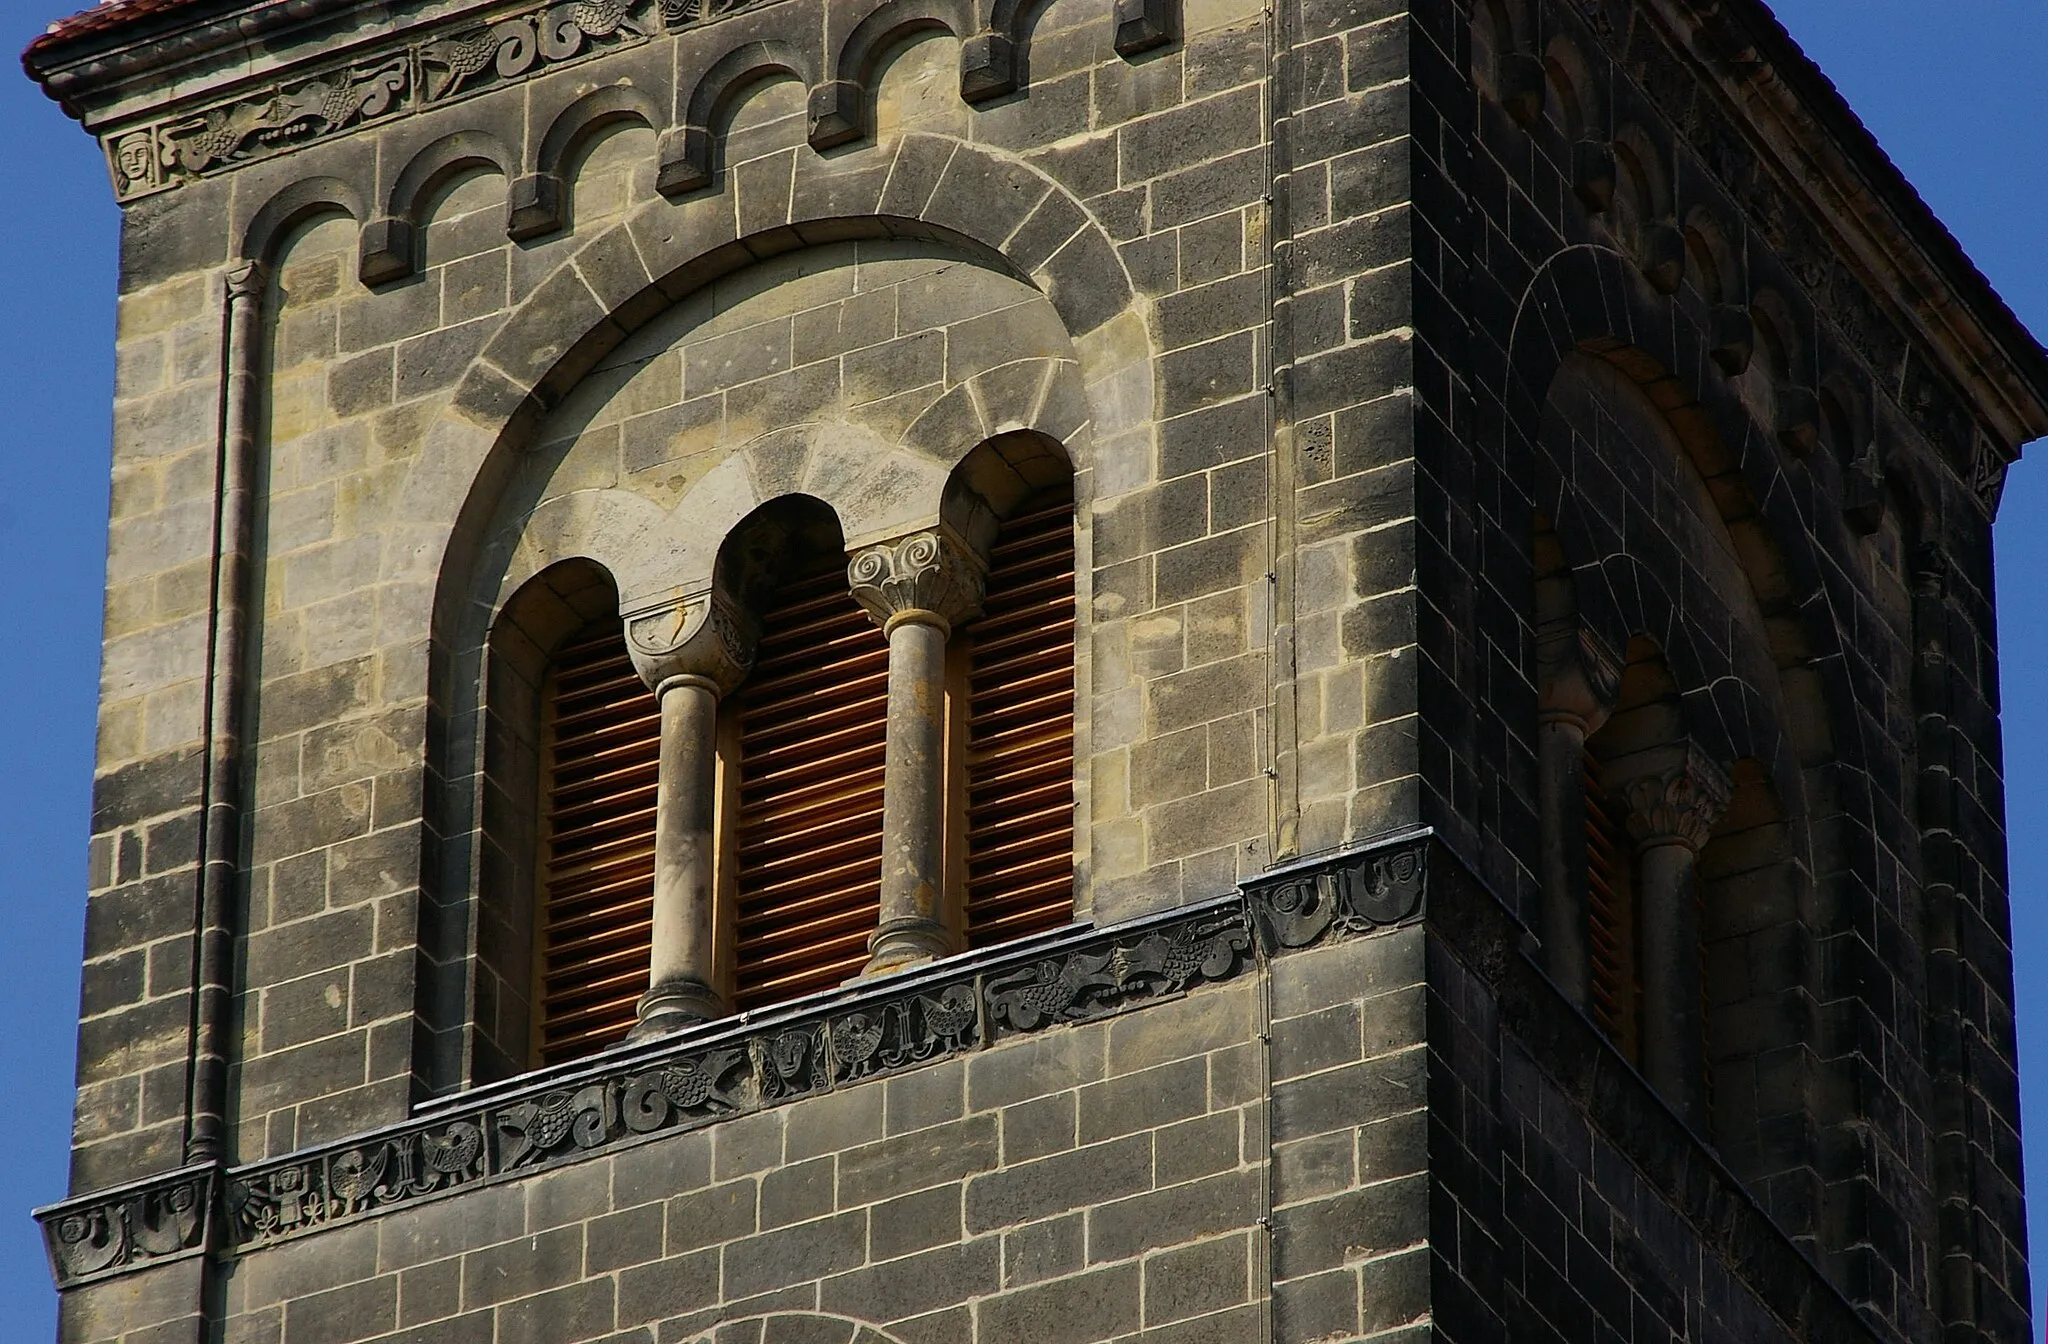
946,434,1081,947
463,557,625,1083
361,130,515,284
663,40,813,193
400,154,1136,1091
683,1313,908,1344
1522,336,1839,1238
1502,244,1863,772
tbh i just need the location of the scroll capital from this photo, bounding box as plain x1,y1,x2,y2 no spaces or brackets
620,586,756,697
1619,743,1731,854
847,529,986,636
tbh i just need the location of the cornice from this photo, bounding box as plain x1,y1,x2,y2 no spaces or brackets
1640,0,2048,476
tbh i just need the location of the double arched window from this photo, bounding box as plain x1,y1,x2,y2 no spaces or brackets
518,481,1076,1066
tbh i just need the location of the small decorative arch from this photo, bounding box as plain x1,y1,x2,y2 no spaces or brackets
361,129,515,284
812,0,980,148
1610,125,1682,293
239,174,367,268
664,40,816,194
1543,33,1599,142
685,1313,908,1344
506,84,667,240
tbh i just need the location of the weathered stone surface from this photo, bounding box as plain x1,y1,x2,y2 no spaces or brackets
31,0,2044,1335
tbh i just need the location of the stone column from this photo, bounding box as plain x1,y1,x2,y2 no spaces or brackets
622,588,756,1036
1535,628,1618,1009
1620,744,1730,1130
849,529,987,976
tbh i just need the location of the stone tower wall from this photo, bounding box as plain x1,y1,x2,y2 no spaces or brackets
28,0,2043,1338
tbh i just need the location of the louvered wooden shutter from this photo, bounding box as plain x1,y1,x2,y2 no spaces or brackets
964,487,1077,947
1583,751,1637,1061
534,620,660,1067
732,557,891,1009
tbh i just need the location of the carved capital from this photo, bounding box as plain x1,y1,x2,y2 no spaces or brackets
1620,745,1731,853
1538,625,1620,734
225,260,267,300
847,530,986,636
621,587,756,696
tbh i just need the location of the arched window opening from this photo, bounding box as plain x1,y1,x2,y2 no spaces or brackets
732,551,891,1009
533,616,660,1066
963,482,1078,947
1583,749,1637,1061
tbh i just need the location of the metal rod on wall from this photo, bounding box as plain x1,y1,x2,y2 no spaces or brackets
185,258,264,1166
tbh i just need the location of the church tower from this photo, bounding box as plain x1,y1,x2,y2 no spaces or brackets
25,0,2046,1338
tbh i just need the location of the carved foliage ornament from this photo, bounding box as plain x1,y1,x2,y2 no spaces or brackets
847,530,987,632
1619,747,1731,853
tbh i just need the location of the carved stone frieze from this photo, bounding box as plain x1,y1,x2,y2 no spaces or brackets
99,0,676,200
1241,832,1428,954
830,982,981,1082
984,906,1250,1033
158,61,408,183
227,1117,486,1244
419,0,657,102
847,530,987,634
38,835,1434,1290
41,1165,213,1287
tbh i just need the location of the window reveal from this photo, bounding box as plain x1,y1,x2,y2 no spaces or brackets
965,487,1078,947
533,620,661,1067
1583,751,1637,1063
732,557,892,1010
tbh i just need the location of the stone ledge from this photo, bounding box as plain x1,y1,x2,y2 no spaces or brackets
38,830,1434,1289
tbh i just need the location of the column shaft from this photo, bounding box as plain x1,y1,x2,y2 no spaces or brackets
1637,840,1706,1126
1537,716,1592,1008
634,675,725,1034
867,616,953,974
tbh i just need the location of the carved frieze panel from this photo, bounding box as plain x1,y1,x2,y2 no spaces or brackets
984,905,1251,1034
39,833,1434,1289
99,0,705,201
1241,831,1427,954
42,1165,213,1287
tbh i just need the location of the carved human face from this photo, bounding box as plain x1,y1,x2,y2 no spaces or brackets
114,133,152,188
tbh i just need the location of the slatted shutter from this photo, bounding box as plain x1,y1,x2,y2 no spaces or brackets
1583,752,1637,1060
732,557,891,1009
534,620,660,1067
964,487,1077,947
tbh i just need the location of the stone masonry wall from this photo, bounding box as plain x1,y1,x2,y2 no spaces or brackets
37,0,2039,1334
53,926,1437,1344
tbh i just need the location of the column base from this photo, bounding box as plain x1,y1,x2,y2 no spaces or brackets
861,916,952,978
627,978,727,1040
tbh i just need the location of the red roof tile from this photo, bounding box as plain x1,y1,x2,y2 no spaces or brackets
27,0,205,58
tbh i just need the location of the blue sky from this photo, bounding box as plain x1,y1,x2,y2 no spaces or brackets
0,0,2043,1336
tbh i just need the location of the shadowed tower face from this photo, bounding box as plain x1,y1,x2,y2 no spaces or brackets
22,0,2044,1339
